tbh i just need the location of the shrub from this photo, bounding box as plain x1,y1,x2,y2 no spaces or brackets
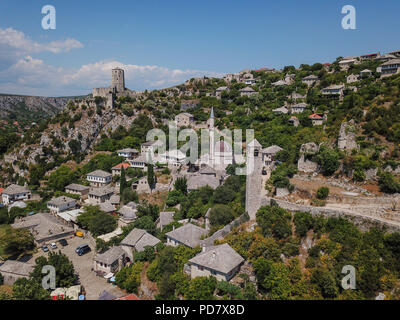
316,187,329,200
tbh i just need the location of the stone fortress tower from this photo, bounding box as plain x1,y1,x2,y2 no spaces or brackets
92,67,138,101
111,68,125,93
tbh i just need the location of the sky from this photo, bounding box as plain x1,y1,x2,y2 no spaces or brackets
0,0,399,96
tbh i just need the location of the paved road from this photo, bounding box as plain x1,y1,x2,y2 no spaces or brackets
31,236,124,300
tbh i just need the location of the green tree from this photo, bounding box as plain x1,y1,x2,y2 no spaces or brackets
12,278,51,300
147,164,155,189
120,166,127,195
185,276,217,300
174,177,188,195
209,204,234,227
316,147,340,176
264,262,291,300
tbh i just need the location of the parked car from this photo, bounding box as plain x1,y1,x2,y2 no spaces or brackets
75,231,84,237
76,244,91,256
42,245,49,253
50,243,57,250
59,239,68,247
262,169,267,175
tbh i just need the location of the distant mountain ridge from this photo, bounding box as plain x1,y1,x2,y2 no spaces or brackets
0,94,78,121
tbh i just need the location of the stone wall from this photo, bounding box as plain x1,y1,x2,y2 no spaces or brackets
260,197,400,233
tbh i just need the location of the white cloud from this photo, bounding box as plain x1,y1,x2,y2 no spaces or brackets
0,27,83,64
0,58,223,96
0,27,222,96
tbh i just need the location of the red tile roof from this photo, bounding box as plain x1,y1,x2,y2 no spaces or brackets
309,113,324,119
112,163,130,170
0,188,4,194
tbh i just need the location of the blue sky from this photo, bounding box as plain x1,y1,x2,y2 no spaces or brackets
0,0,399,96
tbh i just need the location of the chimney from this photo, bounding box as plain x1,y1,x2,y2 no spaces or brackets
202,245,206,253
212,251,216,259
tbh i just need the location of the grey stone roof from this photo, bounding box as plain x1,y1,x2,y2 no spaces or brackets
94,246,125,265
247,139,262,148
216,86,228,91
87,170,112,178
292,102,307,109
240,87,255,92
159,211,174,228
177,112,193,118
2,184,30,195
48,196,76,207
129,154,149,164
11,212,74,242
120,228,160,252
187,174,220,191
189,243,244,274
0,260,34,276
199,165,216,175
262,145,283,155
381,58,400,66
118,206,137,220
99,202,116,213
110,195,120,205
65,184,89,192
117,148,138,153
89,187,114,197
166,223,208,248
323,84,345,90
303,74,319,80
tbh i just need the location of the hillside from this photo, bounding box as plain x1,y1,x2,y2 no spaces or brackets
0,94,72,122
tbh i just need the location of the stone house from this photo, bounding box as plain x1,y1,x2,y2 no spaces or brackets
291,103,307,114
309,113,327,126
112,162,130,176
87,170,112,187
0,261,34,285
322,84,345,99
166,223,208,248
159,149,186,167
120,228,161,261
140,140,164,156
187,244,244,281
360,69,372,78
156,211,175,231
380,59,400,78
118,205,137,224
175,112,194,128
88,187,114,205
239,87,257,97
65,184,89,199
47,196,77,214
215,86,229,98
272,106,289,114
117,148,139,159
134,176,152,194
261,145,283,167
128,154,148,170
347,74,359,84
302,74,319,86
12,212,75,245
1,184,31,205
360,52,380,61
93,246,127,274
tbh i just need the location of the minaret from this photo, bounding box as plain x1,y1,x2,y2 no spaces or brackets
209,107,215,166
